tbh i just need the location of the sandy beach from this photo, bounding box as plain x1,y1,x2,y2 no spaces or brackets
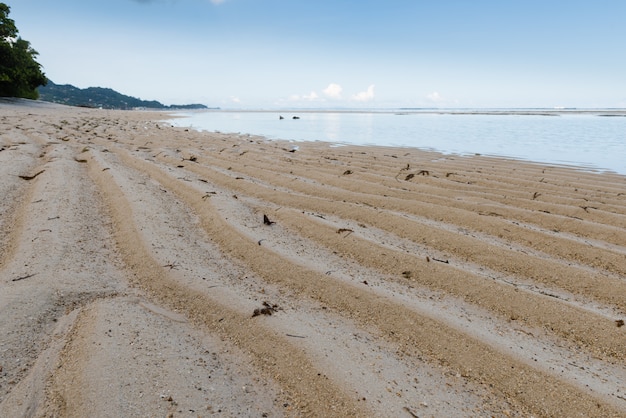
1,99,625,417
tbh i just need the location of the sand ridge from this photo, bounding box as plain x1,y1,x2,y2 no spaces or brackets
0,101,625,417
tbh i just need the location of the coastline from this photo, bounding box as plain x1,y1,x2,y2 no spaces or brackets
1,101,625,417
168,107,626,175
175,106,626,116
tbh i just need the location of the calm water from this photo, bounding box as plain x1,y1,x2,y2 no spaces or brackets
169,110,626,174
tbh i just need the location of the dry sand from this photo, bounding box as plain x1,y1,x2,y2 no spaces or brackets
0,99,625,417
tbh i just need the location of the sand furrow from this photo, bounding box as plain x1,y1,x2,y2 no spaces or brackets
0,128,49,267
3,103,625,417
86,148,520,416
164,147,626,273
43,297,286,418
85,149,370,417
203,191,626,406
0,138,125,410
109,145,624,416
211,143,626,247
202,145,625,253
151,151,626,319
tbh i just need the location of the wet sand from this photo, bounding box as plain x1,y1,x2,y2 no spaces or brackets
1,99,625,417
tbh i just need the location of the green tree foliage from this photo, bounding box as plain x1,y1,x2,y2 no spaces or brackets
0,3,47,99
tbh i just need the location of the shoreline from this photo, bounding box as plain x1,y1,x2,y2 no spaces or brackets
167,107,626,176
1,101,625,416
172,106,626,116
6,98,626,115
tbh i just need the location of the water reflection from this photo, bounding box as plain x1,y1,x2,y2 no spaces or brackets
170,111,626,174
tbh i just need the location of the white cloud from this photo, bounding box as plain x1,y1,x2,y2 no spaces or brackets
231,96,241,103
288,91,321,102
352,84,375,102
323,83,343,99
427,91,443,102
303,91,319,101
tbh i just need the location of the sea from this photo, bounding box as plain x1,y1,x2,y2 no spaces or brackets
168,109,626,175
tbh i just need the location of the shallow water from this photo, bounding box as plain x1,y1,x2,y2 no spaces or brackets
169,110,626,174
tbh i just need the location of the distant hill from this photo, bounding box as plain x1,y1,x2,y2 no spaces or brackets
37,80,211,110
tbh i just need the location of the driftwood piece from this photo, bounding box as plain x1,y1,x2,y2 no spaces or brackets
18,170,45,180
12,273,36,282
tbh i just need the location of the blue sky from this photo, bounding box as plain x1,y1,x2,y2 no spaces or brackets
8,0,626,108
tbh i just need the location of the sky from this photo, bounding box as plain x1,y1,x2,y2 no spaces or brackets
7,0,626,108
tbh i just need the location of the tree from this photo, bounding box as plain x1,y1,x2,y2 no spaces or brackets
0,3,46,99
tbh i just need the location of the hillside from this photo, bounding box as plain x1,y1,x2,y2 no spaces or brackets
37,80,210,110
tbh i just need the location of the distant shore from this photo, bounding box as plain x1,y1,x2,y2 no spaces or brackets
5,97,626,116
182,106,626,116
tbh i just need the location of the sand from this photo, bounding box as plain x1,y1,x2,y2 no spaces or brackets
0,98,625,417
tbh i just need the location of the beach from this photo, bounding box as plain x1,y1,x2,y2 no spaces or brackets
1,99,625,417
